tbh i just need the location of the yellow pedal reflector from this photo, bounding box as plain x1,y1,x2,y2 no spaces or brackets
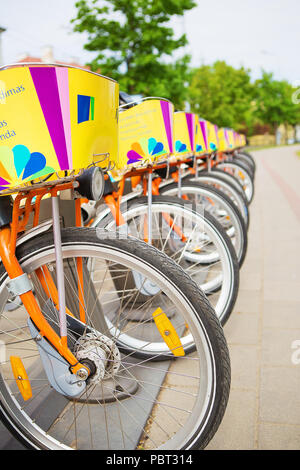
152,308,185,356
10,356,32,401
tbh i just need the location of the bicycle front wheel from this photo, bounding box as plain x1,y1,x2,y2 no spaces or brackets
215,162,254,203
98,196,240,325
160,181,248,267
0,228,230,450
189,172,249,229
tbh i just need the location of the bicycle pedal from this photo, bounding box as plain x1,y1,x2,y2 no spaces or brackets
152,308,185,357
10,356,32,401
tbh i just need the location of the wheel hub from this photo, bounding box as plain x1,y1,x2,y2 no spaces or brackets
75,332,121,384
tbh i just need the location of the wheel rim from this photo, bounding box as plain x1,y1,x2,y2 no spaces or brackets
161,185,244,263
194,175,249,226
0,239,217,449
216,163,253,202
102,201,235,323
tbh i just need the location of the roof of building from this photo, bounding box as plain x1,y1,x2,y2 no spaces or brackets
17,55,91,71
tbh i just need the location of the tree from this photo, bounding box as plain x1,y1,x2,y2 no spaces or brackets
284,83,300,142
187,61,254,131
72,0,196,108
253,72,300,139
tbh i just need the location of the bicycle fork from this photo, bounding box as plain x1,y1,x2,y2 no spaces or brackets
0,191,91,398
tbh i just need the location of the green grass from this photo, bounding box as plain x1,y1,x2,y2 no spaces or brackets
296,150,300,158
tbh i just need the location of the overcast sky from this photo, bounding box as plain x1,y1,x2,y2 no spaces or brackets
1,0,299,84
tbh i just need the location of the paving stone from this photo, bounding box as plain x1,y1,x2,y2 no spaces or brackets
263,281,300,302
261,327,300,367
263,300,300,329
239,271,262,291
206,389,256,450
233,289,261,314
225,312,259,345
259,366,300,425
258,422,300,450
227,344,258,390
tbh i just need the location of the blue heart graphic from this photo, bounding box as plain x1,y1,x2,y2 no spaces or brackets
22,152,47,180
151,142,164,156
175,140,187,153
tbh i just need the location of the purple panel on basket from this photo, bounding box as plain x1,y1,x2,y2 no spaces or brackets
214,124,219,144
186,113,195,151
160,101,174,153
30,67,69,170
200,121,208,151
224,129,230,146
56,67,73,168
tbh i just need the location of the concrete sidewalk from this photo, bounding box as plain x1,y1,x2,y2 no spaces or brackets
207,144,300,449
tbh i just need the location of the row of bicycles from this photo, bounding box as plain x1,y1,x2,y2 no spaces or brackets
0,63,255,450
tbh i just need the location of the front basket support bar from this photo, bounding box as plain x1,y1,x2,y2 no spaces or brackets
51,195,68,341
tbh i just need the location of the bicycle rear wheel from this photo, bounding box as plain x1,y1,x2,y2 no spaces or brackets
235,151,256,173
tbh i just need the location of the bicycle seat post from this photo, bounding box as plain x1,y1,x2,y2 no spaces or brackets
147,169,153,245
193,155,199,179
178,164,182,198
207,154,212,173
51,193,68,344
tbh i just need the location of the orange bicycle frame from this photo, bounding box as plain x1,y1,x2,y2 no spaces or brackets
0,184,89,376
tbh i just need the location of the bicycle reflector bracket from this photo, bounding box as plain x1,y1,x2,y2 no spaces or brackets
10,356,33,401
152,308,185,357
76,167,105,201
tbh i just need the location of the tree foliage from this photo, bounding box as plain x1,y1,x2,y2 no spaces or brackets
72,0,196,107
253,72,299,133
188,61,254,132
188,63,300,136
